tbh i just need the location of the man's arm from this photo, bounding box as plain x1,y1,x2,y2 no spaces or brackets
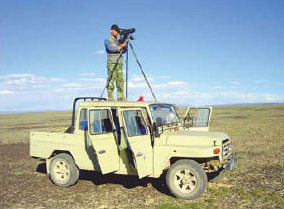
104,39,119,53
105,39,127,53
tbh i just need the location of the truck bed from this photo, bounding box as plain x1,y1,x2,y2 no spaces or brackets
30,130,97,171
30,131,81,159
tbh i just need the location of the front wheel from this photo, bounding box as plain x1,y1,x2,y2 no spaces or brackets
166,160,207,200
49,153,79,187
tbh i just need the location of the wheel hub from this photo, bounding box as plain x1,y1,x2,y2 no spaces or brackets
174,168,197,193
53,161,70,181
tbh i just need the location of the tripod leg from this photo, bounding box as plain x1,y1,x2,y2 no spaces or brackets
126,46,129,99
129,43,157,101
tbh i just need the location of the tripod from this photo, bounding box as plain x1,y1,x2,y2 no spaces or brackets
100,38,156,101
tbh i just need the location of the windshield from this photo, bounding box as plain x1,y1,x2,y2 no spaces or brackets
150,104,179,126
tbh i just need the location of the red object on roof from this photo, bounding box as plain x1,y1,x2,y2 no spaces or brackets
137,96,144,101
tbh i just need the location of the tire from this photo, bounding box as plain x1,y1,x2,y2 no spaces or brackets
166,160,208,200
49,153,79,187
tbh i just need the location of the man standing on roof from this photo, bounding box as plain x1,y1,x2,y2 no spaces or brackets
104,24,127,101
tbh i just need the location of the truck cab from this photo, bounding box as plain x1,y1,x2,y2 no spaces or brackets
30,97,236,200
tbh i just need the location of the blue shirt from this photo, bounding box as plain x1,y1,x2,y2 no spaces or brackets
104,36,120,54
104,36,126,64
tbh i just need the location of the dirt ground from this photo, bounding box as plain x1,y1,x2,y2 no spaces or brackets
0,105,284,209
0,142,172,209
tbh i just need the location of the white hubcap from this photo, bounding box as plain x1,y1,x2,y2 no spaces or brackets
174,169,197,193
53,160,70,181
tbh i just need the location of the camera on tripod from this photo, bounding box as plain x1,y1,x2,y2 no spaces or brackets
119,28,135,36
118,28,136,43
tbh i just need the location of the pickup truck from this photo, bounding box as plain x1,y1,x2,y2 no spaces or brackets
30,97,236,200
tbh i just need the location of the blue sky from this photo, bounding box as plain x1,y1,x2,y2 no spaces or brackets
1,0,284,111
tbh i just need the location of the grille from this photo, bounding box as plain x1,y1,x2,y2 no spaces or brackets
222,139,230,157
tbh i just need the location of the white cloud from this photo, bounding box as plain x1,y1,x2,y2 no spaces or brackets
1,72,284,112
0,73,32,79
229,81,241,89
0,73,64,87
156,76,170,79
130,77,145,82
230,81,240,85
0,90,13,95
212,86,223,90
128,82,147,88
130,75,155,82
80,72,96,77
254,79,269,84
264,94,280,102
96,50,105,54
168,81,187,86
59,83,84,89
78,78,105,82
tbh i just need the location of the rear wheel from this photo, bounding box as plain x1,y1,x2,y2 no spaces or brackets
166,160,207,200
49,153,79,187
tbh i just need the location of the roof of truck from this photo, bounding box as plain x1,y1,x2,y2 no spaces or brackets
78,100,173,108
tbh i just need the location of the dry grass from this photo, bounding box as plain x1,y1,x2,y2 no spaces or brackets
0,104,284,208
0,111,71,143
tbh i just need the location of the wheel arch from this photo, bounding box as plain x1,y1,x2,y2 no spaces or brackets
46,150,78,174
169,156,220,173
170,156,218,164
50,150,74,159
157,157,205,178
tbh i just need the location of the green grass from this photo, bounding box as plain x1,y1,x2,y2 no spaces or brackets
155,202,204,209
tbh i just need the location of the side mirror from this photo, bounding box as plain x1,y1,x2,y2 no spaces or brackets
79,120,88,130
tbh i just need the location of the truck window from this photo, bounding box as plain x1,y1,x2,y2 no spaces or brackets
123,110,147,137
186,108,210,127
150,105,179,126
89,109,113,135
79,108,87,130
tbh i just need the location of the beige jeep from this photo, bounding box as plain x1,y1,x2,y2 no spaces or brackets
30,97,236,200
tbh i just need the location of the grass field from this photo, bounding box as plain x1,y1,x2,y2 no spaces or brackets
0,104,284,208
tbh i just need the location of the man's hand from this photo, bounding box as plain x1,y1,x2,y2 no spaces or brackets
117,42,127,50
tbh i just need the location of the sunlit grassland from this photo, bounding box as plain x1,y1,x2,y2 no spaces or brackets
0,104,283,208
0,111,71,143
171,104,284,208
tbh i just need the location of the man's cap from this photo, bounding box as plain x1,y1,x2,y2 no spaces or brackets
110,24,120,31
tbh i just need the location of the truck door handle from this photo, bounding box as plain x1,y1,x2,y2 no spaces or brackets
98,150,106,154
136,152,143,157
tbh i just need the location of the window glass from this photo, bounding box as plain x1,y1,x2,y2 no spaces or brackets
123,110,147,137
150,105,179,126
89,109,113,134
185,108,210,127
79,109,87,130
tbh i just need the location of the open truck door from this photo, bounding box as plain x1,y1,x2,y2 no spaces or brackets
183,107,212,131
119,107,153,178
87,107,120,174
